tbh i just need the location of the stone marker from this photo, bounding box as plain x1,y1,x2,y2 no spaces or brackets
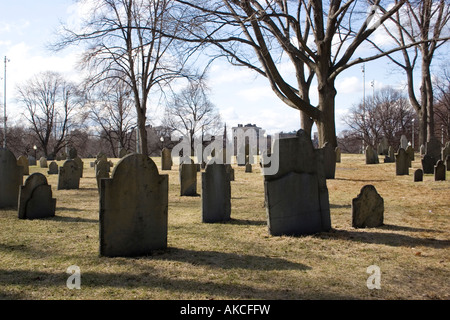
420,144,425,156
422,154,436,174
73,156,84,178
95,159,110,191
384,146,395,163
28,156,37,166
322,142,336,179
0,149,24,208
406,145,414,166
264,130,331,236
414,169,423,182
48,161,59,175
379,137,389,155
400,135,408,150
179,162,198,196
57,160,80,190
161,148,172,170
426,137,442,161
68,147,78,160
18,173,56,219
17,156,29,175
365,146,379,164
395,148,409,175
434,160,446,181
99,154,168,257
245,162,252,173
39,157,48,168
335,147,341,163
225,164,235,181
352,185,384,228
201,162,231,223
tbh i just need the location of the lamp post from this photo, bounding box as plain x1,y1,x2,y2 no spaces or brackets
3,56,10,148
412,119,415,150
33,145,37,160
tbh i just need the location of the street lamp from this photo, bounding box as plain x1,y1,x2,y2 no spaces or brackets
33,145,37,160
412,119,415,150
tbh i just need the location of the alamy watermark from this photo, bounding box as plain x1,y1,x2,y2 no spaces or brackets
66,265,81,290
366,265,381,290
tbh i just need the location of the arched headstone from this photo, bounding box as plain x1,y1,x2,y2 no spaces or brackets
17,156,30,175
18,173,56,219
57,160,80,190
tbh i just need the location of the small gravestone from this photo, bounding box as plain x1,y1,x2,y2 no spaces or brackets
335,147,341,163
434,160,446,181
201,162,231,223
17,156,29,175
161,148,172,170
352,185,384,228
245,162,252,173
225,164,235,181
400,135,408,150
18,173,56,219
68,147,78,160
48,161,58,175
0,149,24,208
322,142,336,179
446,155,450,172
96,159,110,192
57,160,80,190
365,146,379,164
422,154,436,174
28,156,37,166
73,156,84,178
179,162,198,196
406,145,414,166
39,157,48,168
414,169,423,182
99,154,168,257
395,148,409,175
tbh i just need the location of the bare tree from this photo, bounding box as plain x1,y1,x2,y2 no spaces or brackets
434,65,450,142
16,71,84,158
55,0,197,156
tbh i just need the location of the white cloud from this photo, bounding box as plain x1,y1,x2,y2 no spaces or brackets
336,76,363,94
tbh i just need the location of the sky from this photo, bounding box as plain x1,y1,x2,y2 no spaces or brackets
1,1,448,136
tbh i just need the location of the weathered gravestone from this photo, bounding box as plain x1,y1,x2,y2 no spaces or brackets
39,157,48,168
73,156,84,178
434,160,446,181
395,148,409,175
68,147,78,160
99,154,168,257
0,149,24,208
263,130,331,236
365,146,379,164
414,169,423,182
352,185,384,228
406,145,414,166
379,137,389,155
400,135,408,150
28,156,36,166
47,161,58,175
161,148,172,171
18,173,56,220
322,142,336,179
179,162,198,196
422,154,436,174
426,137,442,162
95,159,110,192
57,160,80,190
201,162,231,223
17,156,29,175
384,146,395,163
335,147,341,163
245,162,252,173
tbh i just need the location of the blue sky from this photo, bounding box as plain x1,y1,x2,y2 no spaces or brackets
1,1,447,136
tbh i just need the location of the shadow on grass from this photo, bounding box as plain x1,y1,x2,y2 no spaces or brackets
330,204,351,209
221,218,266,226
334,178,389,182
51,216,98,224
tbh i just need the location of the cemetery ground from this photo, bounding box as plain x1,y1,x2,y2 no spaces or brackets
0,154,448,300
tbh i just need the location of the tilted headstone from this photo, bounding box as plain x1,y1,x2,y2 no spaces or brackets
99,154,168,257
179,162,198,196
201,162,231,223
57,160,80,190
365,146,379,164
414,169,423,182
352,185,384,228
73,156,84,178
322,142,336,179
335,147,341,163
422,154,436,174
434,160,446,181
264,130,331,236
161,148,172,171
395,148,409,175
245,162,252,173
39,157,48,168
48,161,59,175
18,173,56,220
28,156,36,166
0,149,24,208
400,135,408,150
17,156,29,175
426,136,442,162
95,159,110,192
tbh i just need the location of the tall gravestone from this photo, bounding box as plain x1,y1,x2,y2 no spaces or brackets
17,156,29,175
18,173,56,220
225,164,235,181
414,169,423,182
426,137,441,163
0,149,24,208
161,148,172,171
39,157,48,168
264,130,331,236
201,162,231,223
96,159,110,192
73,156,84,178
99,154,168,257
48,161,59,175
422,154,436,174
365,146,379,164
379,137,389,155
57,160,80,190
400,135,408,150
395,148,409,175
434,160,446,181
179,162,198,196
322,142,336,179
406,145,414,165
352,185,384,228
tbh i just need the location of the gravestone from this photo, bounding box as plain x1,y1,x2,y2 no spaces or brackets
17,156,29,175
352,185,384,228
245,162,252,173
434,160,446,181
48,161,58,175
379,137,389,155
420,144,425,156
99,154,168,257
414,169,423,182
68,147,77,160
335,147,341,163
395,148,409,175
322,142,336,179
18,173,56,219
225,164,235,181
57,160,80,190
400,135,408,150
264,130,331,236
0,149,24,208
446,155,450,172
39,157,48,168
422,154,436,174
442,145,450,163
28,156,36,166
426,137,442,162
384,146,395,163
201,162,231,223
179,162,198,196
406,145,414,165
365,146,379,164
73,156,84,178
96,159,110,192
161,148,172,171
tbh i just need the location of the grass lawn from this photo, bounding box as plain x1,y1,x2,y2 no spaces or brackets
0,153,448,300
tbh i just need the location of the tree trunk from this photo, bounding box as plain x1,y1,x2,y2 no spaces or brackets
316,79,338,149
300,110,314,136
136,108,148,156
418,111,427,148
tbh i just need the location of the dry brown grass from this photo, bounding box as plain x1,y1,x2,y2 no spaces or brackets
0,154,448,300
